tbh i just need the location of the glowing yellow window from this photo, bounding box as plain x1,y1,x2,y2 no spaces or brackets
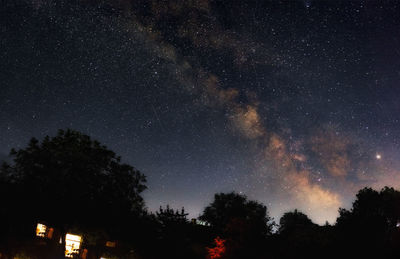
65,233,82,258
36,223,47,237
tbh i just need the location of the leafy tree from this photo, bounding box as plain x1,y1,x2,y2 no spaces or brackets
337,187,400,232
156,205,189,226
276,210,327,259
279,209,315,234
200,192,273,259
153,205,193,259
336,186,400,258
199,192,272,236
0,129,147,243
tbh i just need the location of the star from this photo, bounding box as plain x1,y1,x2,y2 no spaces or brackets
1,0,400,225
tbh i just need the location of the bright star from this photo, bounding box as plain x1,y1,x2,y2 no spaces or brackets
376,154,382,160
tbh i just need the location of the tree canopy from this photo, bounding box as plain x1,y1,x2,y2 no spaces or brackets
156,205,189,226
279,209,316,234
0,129,147,239
337,187,400,227
334,187,400,258
199,192,273,259
199,192,273,236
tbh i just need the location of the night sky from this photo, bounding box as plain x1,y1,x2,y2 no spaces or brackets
1,0,400,224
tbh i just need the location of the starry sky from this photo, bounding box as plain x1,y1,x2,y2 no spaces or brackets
1,0,400,224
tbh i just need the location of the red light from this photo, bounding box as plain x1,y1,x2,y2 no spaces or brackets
207,237,226,259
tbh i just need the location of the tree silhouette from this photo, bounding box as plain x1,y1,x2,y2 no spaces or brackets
279,209,316,234
199,192,272,236
153,205,194,259
336,187,400,258
156,205,189,226
200,192,273,259
276,210,329,259
0,129,147,243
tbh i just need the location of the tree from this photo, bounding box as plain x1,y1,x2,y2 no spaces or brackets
0,129,147,242
156,205,189,226
336,187,400,231
200,192,273,259
154,205,191,258
277,210,325,259
336,187,400,258
279,209,315,234
199,192,272,236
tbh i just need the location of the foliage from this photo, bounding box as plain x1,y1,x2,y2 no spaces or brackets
153,205,193,258
276,209,329,259
335,187,400,258
200,192,273,259
279,209,316,233
0,129,147,240
206,237,226,259
156,205,189,226
199,192,273,237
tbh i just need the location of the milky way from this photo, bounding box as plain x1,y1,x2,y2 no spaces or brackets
1,0,400,224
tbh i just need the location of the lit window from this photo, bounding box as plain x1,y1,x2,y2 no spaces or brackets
105,241,116,248
36,223,47,237
65,233,82,258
